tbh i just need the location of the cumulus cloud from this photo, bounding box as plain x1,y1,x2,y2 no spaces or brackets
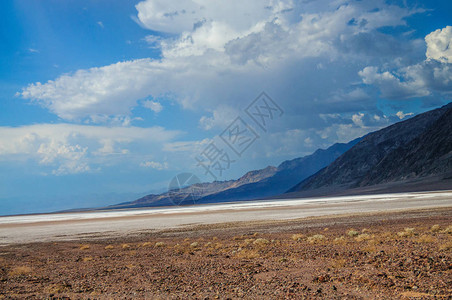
143,100,163,113
0,124,180,175
199,105,239,130
396,111,414,119
358,66,430,99
359,25,452,100
135,0,292,34
426,25,452,63
19,0,422,126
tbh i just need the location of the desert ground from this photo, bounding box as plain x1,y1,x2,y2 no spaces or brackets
0,192,451,299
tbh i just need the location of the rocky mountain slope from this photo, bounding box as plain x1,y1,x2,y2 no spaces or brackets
195,138,360,203
289,103,452,193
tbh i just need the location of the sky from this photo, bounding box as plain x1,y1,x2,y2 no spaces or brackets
0,0,451,215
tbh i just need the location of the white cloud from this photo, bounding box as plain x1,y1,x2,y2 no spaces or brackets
0,124,180,175
97,21,104,28
19,0,421,126
358,66,430,99
135,0,291,34
352,113,365,127
140,160,168,170
359,26,452,100
199,105,239,130
143,100,163,113
396,111,414,119
426,25,452,63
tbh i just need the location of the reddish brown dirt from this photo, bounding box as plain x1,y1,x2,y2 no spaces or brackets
1,208,451,299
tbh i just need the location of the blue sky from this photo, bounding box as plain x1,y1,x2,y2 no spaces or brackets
0,0,451,215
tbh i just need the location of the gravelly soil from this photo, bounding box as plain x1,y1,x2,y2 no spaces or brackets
0,208,451,299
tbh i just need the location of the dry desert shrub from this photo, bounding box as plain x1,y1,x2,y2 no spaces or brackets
104,245,114,250
190,242,199,248
253,238,270,246
430,224,441,232
439,240,452,251
397,227,416,237
380,232,393,239
347,229,359,237
307,234,326,244
155,242,165,248
242,238,255,246
82,256,93,262
291,234,304,241
204,242,213,247
79,244,90,250
441,225,452,234
236,249,260,259
331,258,346,269
355,233,372,242
334,236,346,244
8,266,32,277
361,228,371,233
416,234,436,243
121,243,130,249
141,242,152,247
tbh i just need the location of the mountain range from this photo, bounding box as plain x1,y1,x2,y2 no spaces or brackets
109,138,360,209
110,102,452,209
288,102,452,196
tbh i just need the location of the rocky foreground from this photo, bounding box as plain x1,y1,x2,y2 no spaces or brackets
1,208,451,299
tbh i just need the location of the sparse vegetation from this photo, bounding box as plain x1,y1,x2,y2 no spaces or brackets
439,240,452,251
415,234,436,243
347,229,359,237
79,244,90,250
2,211,450,298
253,238,269,246
291,233,304,241
355,233,372,242
236,249,260,259
307,234,326,243
334,236,346,244
8,266,32,277
430,224,441,232
397,227,416,237
442,225,452,234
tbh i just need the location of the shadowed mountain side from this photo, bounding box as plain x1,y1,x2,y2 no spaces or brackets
358,107,452,186
195,139,360,204
289,102,452,193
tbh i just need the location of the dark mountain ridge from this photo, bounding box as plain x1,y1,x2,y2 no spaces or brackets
289,102,452,193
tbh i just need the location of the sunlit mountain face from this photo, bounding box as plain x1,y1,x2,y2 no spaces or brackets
1,0,451,215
